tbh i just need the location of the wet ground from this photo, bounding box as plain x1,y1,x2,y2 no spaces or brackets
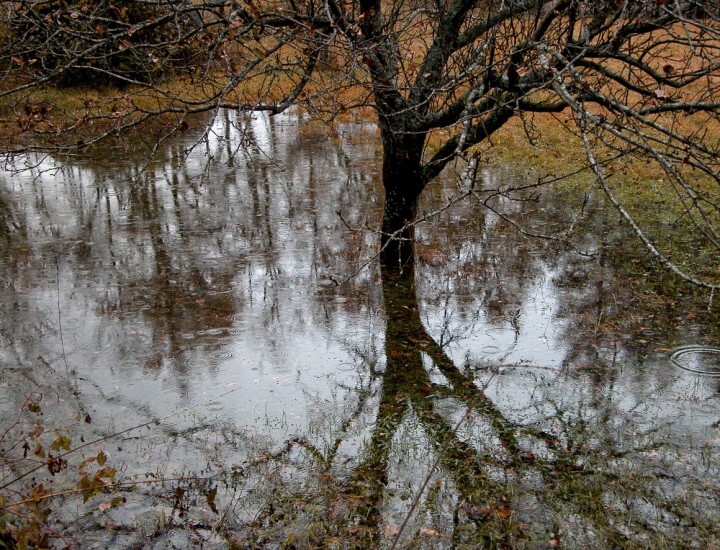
1,110,719,548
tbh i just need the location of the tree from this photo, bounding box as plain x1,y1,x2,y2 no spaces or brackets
2,0,719,280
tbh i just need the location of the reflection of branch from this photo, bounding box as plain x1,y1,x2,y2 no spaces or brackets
420,333,521,456
381,265,525,546
392,384,488,549
342,385,408,544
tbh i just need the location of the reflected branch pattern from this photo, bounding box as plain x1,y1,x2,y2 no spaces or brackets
244,260,720,547
0,113,718,547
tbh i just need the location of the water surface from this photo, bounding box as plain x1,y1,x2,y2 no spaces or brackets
1,110,719,547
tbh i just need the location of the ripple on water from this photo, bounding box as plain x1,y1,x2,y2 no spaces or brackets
670,346,720,376
175,352,211,371
209,351,234,360
337,362,357,372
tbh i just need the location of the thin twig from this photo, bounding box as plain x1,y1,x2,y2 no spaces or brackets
56,259,71,379
0,386,244,491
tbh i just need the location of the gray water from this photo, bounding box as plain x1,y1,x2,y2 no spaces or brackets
1,110,719,548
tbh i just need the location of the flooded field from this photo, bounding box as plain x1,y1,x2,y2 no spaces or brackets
1,110,719,548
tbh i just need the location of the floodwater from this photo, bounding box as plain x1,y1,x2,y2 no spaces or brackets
1,110,719,548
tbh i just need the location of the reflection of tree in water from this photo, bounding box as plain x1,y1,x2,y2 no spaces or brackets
242,262,719,548
341,265,523,546
2,115,719,546
0,110,382,401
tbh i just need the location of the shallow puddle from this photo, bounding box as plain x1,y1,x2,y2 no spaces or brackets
1,111,719,547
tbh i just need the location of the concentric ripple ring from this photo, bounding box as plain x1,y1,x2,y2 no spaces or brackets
670,346,720,376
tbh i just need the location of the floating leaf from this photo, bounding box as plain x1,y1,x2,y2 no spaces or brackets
383,524,400,536
33,443,45,458
51,433,72,452
47,454,68,475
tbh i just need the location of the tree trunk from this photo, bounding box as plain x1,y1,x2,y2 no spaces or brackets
379,131,425,269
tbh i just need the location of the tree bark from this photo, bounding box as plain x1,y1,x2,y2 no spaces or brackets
379,129,425,270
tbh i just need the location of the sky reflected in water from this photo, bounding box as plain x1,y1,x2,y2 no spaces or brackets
1,110,719,547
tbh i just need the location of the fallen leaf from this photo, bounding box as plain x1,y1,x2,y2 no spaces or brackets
466,505,492,519
383,524,400,536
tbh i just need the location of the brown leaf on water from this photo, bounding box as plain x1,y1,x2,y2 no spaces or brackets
383,524,400,536
51,434,72,452
33,443,45,458
29,420,44,440
465,504,492,519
